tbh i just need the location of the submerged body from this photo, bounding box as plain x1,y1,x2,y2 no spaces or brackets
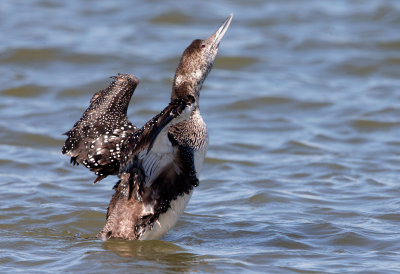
62,14,233,240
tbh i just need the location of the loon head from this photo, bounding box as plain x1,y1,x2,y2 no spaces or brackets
171,14,233,101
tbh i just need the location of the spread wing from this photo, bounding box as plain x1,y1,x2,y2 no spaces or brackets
117,95,195,197
62,74,139,183
119,95,195,174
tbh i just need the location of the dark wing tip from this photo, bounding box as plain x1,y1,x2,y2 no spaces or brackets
94,175,106,184
70,157,78,166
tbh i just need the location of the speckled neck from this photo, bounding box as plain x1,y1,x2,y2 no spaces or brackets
170,39,214,102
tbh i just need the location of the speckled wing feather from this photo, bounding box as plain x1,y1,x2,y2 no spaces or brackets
62,74,139,183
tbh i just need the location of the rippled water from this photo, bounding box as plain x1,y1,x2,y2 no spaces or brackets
1,0,400,272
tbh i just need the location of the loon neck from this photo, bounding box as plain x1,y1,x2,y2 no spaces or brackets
171,80,201,105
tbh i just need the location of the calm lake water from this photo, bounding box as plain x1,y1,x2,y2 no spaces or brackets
1,0,400,272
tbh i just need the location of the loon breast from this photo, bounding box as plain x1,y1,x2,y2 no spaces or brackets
138,143,208,240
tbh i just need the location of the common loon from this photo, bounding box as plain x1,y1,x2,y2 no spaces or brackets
62,14,233,240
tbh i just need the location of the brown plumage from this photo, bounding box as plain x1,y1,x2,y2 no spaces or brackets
99,95,196,240
62,14,233,240
62,74,138,183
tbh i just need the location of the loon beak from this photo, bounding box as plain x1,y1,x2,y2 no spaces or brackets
205,13,233,49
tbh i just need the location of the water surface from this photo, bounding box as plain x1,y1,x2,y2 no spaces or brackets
1,0,400,272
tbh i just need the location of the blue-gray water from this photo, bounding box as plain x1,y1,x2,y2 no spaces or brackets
1,0,400,273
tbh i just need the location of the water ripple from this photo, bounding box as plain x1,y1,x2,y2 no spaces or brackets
1,0,400,272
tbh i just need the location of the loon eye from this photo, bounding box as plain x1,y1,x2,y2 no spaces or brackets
201,44,206,48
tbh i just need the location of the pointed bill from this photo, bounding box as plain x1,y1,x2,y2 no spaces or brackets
205,13,233,48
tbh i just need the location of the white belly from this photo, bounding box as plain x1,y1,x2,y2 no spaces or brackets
137,128,208,240
139,191,193,240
